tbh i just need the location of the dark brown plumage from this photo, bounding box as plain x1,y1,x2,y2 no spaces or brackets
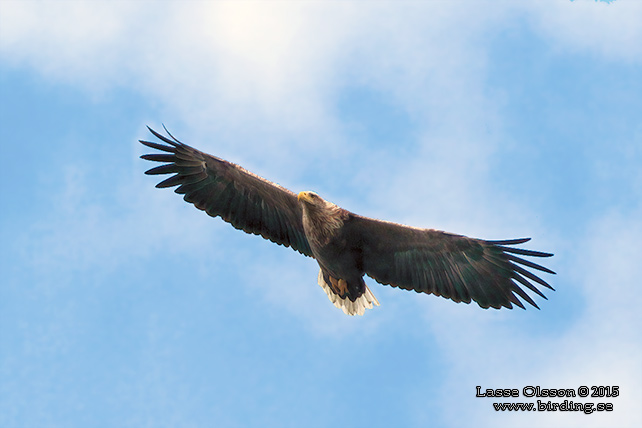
141,126,555,315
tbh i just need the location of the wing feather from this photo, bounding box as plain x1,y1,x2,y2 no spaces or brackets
140,127,312,256
506,254,555,274
349,216,554,309
512,273,547,300
494,245,553,257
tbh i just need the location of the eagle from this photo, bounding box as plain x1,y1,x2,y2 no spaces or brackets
140,126,555,316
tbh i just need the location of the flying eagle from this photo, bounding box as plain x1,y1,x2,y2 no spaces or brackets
140,127,555,316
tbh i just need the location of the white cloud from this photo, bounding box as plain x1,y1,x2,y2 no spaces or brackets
2,0,638,121
14,141,224,287
525,0,642,62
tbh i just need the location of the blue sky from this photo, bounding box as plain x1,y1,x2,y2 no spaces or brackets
1,1,641,427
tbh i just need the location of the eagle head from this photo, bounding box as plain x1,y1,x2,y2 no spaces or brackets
297,191,322,205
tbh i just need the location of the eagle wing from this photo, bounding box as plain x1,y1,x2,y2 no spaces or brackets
140,127,312,256
350,216,554,309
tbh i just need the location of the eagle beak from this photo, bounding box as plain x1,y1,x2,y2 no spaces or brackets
297,191,307,202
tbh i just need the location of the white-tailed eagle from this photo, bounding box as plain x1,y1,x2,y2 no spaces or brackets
141,127,555,315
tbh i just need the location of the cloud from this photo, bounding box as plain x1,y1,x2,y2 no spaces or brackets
525,0,642,62
2,1,639,118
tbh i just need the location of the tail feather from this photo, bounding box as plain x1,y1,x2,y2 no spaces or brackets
317,270,380,316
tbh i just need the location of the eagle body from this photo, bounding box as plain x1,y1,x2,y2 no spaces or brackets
299,195,378,314
141,127,555,316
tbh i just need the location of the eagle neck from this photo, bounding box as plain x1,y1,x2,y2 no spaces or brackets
301,201,347,248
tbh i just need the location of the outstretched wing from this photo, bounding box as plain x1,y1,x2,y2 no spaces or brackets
350,216,554,309
140,126,312,256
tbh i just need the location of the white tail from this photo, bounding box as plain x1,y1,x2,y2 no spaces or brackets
317,269,380,316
